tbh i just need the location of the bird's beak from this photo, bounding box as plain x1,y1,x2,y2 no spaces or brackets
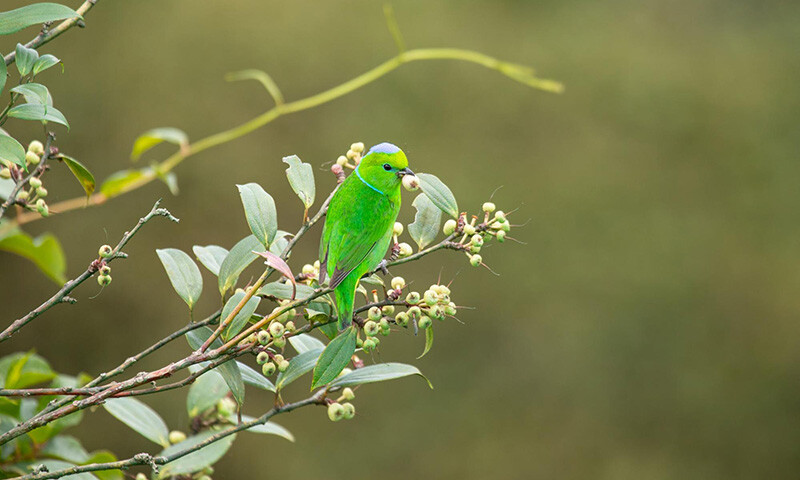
397,168,415,178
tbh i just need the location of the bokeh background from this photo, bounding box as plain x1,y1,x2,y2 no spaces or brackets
2,0,800,478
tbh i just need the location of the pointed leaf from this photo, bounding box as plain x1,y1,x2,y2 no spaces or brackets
0,230,66,284
33,54,60,75
185,327,245,405
40,435,90,463
237,183,277,248
282,155,315,209
192,245,228,276
253,250,296,299
15,44,38,76
8,104,68,129
59,155,95,197
10,83,50,105
186,370,229,418
288,333,325,354
157,430,235,478
311,327,357,389
330,363,432,389
0,134,26,169
418,324,434,359
258,281,315,300
0,5,81,36
217,234,262,296
237,415,294,441
275,348,323,391
407,193,441,250
103,397,170,447
225,69,284,105
99,169,145,197
221,290,260,341
131,127,188,161
0,57,6,95
417,173,458,218
237,361,275,392
156,248,203,311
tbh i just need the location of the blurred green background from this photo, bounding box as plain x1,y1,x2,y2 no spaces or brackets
2,0,800,478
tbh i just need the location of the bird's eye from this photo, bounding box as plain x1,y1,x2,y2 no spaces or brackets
383,163,392,171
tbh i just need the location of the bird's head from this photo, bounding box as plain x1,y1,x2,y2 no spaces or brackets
355,142,414,194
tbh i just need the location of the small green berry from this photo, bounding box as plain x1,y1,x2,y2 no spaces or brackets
285,321,296,332
97,274,112,286
406,291,421,305
99,265,111,275
135,474,148,480
197,476,212,480
342,387,355,401
496,230,506,242
367,306,382,321
269,321,285,338
25,151,40,165
482,202,496,213
336,155,348,166
29,177,42,189
398,242,413,257
339,368,353,377
500,221,511,232
470,254,482,267
364,320,380,337
262,362,276,376
418,315,432,329
302,263,315,275
471,234,484,247
395,311,410,327
470,243,482,254
379,317,390,330
28,140,44,156
463,224,476,236
0,168,10,179
391,276,405,290
402,174,420,191
351,142,365,153
362,338,377,352
429,305,445,321
273,336,287,349
494,210,506,222
36,200,48,217
328,402,346,422
256,351,269,364
168,430,187,444
342,402,356,420
273,354,284,364
278,359,290,372
443,219,457,235
16,190,29,201
217,397,237,417
407,306,421,318
392,222,404,236
423,290,438,306
356,336,364,348
98,245,113,258
257,330,270,345
445,302,457,316
381,305,394,315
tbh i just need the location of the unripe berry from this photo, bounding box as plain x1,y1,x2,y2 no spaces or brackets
217,397,237,417
423,290,438,306
328,402,345,422
257,330,270,345
262,362,276,376
168,430,187,444
395,311,410,327
362,338,377,352
278,360,290,372
471,234,484,247
443,219,457,235
99,265,111,275
418,315,432,329
16,190,28,201
198,476,212,480
342,387,355,401
339,368,353,377
350,142,365,153
97,274,112,286
336,155,348,166
346,149,358,160
392,222,404,236
494,210,506,222
342,402,356,420
470,254,482,267
356,336,363,348
430,305,445,321
402,174,419,191
269,321,285,338
470,243,481,254
37,201,49,217
500,221,511,232
482,202,496,213
25,151,40,165
256,351,269,364
28,140,44,156
371,336,380,346
273,354,284,364
496,230,506,242
0,168,9,179
367,306,382,321
98,245,113,258
445,302,457,316
463,224,476,236
285,321,296,332
273,336,287,349
407,306,421,318
36,187,47,198
391,276,405,290
364,320,380,337
433,284,451,296
302,263,315,275
406,291,421,305
136,474,148,480
379,317,390,330
29,177,42,189
381,305,394,315
398,242,413,257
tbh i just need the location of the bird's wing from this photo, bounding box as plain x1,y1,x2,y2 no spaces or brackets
328,226,387,289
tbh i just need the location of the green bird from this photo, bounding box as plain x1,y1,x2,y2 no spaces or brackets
320,142,414,330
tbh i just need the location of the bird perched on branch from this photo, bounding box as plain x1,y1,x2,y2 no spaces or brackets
319,142,414,330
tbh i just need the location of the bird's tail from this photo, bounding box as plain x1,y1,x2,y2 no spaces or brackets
334,275,358,330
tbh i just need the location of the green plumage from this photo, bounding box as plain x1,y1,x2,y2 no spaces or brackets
319,143,413,329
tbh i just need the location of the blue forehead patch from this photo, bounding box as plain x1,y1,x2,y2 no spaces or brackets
368,142,401,155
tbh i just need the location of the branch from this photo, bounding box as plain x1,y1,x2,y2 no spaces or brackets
14,47,561,225
0,131,53,220
3,1,101,66
11,390,326,480
0,200,178,343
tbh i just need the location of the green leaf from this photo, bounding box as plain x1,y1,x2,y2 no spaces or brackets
236,361,275,392
59,155,95,197
288,333,325,354
10,83,51,106
15,43,38,76
224,69,284,105
407,193,442,250
0,229,66,284
186,369,229,418
131,127,188,161
8,103,69,129
217,234,262,297
417,172,459,218
192,245,228,276
33,54,60,75
0,4,81,36
2,351,55,388
157,430,235,478
257,281,315,300
103,397,170,447
275,348,323,391
160,171,179,195
311,327,357,389
236,415,294,441
83,451,122,480
185,327,245,405
419,324,434,359
0,134,26,169
99,169,145,197
269,229,291,256
329,363,432,389
0,57,6,95
40,435,90,463
237,183,277,248
221,290,260,341
156,248,203,311
282,155,315,209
